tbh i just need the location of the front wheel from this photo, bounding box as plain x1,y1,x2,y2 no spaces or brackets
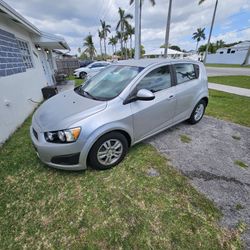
79,72,87,79
88,132,128,170
188,100,206,124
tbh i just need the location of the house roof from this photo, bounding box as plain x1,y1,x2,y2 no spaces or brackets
0,0,40,34
0,0,70,50
145,48,184,56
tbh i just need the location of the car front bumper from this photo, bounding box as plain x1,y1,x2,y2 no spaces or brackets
73,72,80,78
30,123,88,171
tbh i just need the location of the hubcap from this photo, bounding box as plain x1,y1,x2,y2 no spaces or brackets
194,104,204,121
97,139,123,166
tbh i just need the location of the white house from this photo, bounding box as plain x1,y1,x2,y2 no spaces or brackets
144,48,184,59
0,0,70,145
206,41,250,65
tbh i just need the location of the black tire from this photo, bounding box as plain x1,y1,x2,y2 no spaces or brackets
88,132,128,170
188,99,206,124
79,72,87,79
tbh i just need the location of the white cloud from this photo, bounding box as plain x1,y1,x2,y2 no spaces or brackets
3,0,250,55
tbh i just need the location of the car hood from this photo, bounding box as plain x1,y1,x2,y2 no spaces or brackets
34,90,107,132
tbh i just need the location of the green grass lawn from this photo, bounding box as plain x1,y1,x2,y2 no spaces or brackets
206,63,250,68
208,76,250,89
67,75,84,87
0,117,241,249
206,89,250,127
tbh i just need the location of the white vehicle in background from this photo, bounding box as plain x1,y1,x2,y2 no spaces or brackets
74,61,111,79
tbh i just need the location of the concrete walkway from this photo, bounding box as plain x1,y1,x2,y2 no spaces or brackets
208,82,250,97
56,80,75,93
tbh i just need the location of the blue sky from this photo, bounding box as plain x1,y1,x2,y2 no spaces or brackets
212,9,250,38
4,0,250,55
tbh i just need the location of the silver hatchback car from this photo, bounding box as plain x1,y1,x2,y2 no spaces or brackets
30,59,208,170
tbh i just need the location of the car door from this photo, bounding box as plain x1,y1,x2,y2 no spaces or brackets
173,63,200,122
130,65,176,142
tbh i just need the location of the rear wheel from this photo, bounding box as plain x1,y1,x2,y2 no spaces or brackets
88,132,128,170
79,72,87,79
188,100,206,124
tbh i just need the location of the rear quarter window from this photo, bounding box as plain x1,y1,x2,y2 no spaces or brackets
174,63,198,84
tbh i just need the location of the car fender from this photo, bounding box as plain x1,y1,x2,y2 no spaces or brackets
78,122,133,167
189,90,209,116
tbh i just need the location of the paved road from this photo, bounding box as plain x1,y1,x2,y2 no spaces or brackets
147,116,250,248
208,82,250,97
206,67,250,76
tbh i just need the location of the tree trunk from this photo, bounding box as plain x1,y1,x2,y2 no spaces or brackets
196,41,199,52
204,0,218,63
125,41,128,59
104,37,107,58
164,0,172,58
99,39,102,58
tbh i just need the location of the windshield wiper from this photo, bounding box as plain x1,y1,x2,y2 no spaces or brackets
83,90,99,100
76,87,101,101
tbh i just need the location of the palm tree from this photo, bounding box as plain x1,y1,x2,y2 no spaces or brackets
192,28,206,51
126,23,135,50
116,31,123,54
215,39,225,49
199,0,218,62
116,7,133,58
83,34,96,60
123,32,129,59
108,36,118,55
100,20,111,57
98,29,104,57
130,0,155,58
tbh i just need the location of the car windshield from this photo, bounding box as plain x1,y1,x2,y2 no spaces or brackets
75,65,143,100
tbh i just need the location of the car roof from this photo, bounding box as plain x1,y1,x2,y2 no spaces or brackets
92,61,110,64
114,58,200,68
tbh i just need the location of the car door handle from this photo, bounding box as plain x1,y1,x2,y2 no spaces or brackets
167,94,175,100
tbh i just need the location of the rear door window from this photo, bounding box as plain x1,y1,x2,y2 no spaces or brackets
174,63,197,84
136,65,172,93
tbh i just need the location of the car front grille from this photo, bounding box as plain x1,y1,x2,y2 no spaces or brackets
32,128,38,140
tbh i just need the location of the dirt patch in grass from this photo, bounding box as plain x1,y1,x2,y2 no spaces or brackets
234,160,248,169
0,117,242,249
180,134,192,143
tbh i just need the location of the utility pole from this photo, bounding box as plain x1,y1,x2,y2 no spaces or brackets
134,0,141,59
164,0,172,58
203,0,218,63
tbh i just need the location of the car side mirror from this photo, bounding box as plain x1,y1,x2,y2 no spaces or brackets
136,89,155,101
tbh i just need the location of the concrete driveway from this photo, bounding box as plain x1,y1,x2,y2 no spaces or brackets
147,116,250,248
206,67,250,76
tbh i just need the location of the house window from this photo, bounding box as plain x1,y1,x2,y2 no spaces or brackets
231,50,235,54
17,39,34,69
0,28,26,77
227,48,231,54
219,51,224,54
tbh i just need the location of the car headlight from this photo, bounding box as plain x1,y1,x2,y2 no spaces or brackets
44,127,81,143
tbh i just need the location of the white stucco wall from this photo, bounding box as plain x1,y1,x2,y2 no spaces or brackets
0,15,47,144
206,50,249,65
